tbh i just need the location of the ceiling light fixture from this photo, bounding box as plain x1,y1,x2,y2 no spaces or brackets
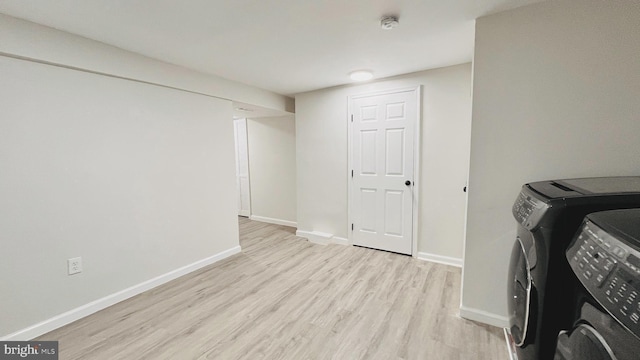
380,15,399,30
349,70,373,82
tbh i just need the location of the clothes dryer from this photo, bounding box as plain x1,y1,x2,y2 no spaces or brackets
556,209,640,359
506,176,640,360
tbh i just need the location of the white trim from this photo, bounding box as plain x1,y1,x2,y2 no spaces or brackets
348,86,421,100
412,86,422,258
250,215,297,228
296,230,332,245
417,252,463,268
331,236,349,246
460,53,475,315
347,86,421,256
458,305,509,328
347,94,354,246
1,246,242,341
296,230,349,246
234,118,252,218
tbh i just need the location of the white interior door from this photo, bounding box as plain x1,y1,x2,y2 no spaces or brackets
233,118,251,217
350,88,418,255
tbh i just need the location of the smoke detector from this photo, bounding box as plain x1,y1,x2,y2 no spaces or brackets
380,15,399,30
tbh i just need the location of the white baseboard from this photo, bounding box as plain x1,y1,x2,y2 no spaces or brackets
332,236,349,246
458,305,509,328
1,246,242,341
250,215,297,228
296,230,332,245
296,230,349,246
417,252,463,268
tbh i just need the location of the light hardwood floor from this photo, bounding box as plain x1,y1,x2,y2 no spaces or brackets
36,217,508,359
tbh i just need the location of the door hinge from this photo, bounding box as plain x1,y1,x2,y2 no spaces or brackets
351,114,353,122
352,223,354,231
351,169,354,177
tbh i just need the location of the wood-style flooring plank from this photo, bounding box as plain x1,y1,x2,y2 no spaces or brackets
35,217,508,360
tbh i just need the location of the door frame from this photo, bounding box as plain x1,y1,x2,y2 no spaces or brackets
347,86,422,257
233,117,252,217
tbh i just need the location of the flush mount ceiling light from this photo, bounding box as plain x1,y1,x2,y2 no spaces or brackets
380,15,399,30
349,70,373,81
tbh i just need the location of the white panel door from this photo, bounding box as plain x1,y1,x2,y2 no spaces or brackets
350,88,418,255
233,118,251,217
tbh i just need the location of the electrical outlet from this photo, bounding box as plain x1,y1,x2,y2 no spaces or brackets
68,257,82,275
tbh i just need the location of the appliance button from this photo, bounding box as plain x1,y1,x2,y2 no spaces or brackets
584,270,593,279
613,246,627,258
596,274,605,286
631,313,639,324
621,306,629,316
603,260,615,271
579,262,586,269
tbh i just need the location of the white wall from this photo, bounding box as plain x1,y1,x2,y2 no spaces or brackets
461,0,640,326
0,13,294,114
0,14,293,340
0,14,296,339
246,116,297,226
295,64,472,261
0,55,240,338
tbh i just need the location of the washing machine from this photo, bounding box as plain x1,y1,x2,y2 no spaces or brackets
506,176,640,360
555,209,640,359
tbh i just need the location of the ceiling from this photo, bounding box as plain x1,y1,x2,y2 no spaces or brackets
0,0,544,97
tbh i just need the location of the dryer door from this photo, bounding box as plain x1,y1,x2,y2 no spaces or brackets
554,303,639,360
554,324,616,360
507,232,536,346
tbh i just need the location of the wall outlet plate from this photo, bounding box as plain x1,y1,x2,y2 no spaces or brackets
68,257,82,275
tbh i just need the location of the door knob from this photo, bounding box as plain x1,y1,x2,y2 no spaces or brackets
405,180,412,186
